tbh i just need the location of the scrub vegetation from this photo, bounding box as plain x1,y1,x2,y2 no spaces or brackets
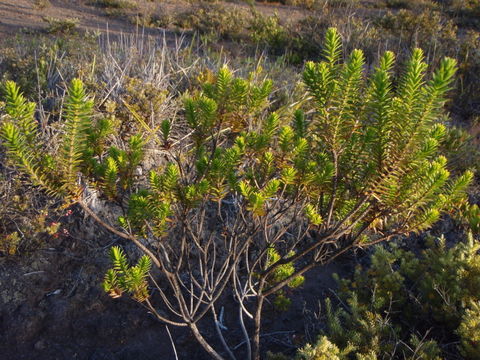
1,1,480,359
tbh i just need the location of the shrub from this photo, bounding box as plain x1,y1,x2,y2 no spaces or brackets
174,3,247,40
293,232,480,359
0,28,471,360
440,124,480,173
376,9,457,48
296,336,354,359
42,17,79,34
385,0,437,10
457,300,480,359
445,0,480,25
34,0,51,9
290,14,382,63
249,11,289,54
87,0,136,9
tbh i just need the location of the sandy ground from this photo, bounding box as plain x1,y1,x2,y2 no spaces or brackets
0,0,169,37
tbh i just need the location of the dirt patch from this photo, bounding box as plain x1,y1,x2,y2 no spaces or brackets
0,0,170,37
0,225,180,359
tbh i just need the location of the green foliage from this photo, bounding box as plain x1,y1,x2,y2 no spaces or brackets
175,3,247,40
300,28,470,237
1,81,60,197
457,300,480,359
42,17,79,34
440,124,480,174
296,336,354,360
297,232,480,359
304,203,323,226
160,119,171,147
385,0,436,10
0,36,99,100
193,65,272,132
0,231,21,255
88,0,136,9
1,27,474,360
2,26,470,286
416,234,480,325
0,78,145,205
249,11,288,54
266,247,305,310
376,9,457,48
61,79,94,192
462,203,480,234
103,246,152,302
3,81,36,140
321,296,397,357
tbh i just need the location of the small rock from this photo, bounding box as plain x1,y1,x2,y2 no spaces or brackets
34,339,46,350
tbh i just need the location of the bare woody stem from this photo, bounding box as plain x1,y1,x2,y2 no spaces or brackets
252,289,266,360
190,322,225,360
78,200,162,269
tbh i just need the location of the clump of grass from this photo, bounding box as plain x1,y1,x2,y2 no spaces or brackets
175,3,247,40
130,11,173,29
87,0,137,9
385,0,437,10
34,0,51,9
42,17,79,34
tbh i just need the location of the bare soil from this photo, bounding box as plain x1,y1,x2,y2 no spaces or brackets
1,0,126,36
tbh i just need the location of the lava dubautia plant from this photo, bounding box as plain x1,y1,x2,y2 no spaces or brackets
0,28,473,360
